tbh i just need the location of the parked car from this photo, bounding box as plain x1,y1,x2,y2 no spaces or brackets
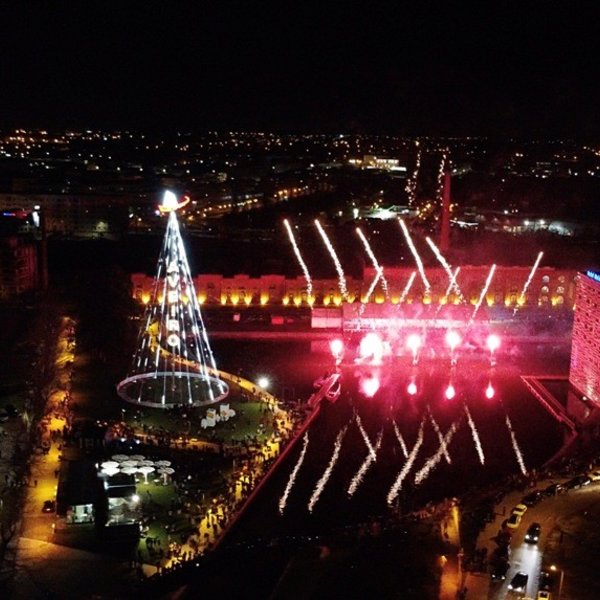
42,500,56,513
508,571,529,593
543,483,565,497
565,474,591,490
525,522,541,544
505,512,522,529
539,569,555,592
537,591,551,600
539,569,555,591
522,490,543,506
491,560,510,581
587,469,600,482
511,503,528,517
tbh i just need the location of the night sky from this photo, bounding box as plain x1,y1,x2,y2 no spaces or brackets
1,3,599,136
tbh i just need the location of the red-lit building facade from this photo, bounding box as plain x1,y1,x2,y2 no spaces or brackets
569,272,600,405
0,236,38,299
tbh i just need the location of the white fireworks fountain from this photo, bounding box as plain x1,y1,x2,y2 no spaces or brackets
283,219,313,298
514,251,544,314
387,417,425,505
505,415,528,475
464,405,485,465
399,218,431,291
315,219,349,300
414,420,459,487
469,264,497,325
308,424,349,513
356,227,389,299
278,432,310,515
393,420,409,459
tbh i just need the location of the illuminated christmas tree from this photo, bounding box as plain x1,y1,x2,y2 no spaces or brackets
117,191,228,408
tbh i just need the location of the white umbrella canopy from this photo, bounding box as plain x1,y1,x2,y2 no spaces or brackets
140,460,155,467
130,455,145,461
120,460,138,468
137,465,155,483
155,460,172,467
102,466,120,477
158,467,175,483
111,454,129,462
120,466,139,476
101,461,119,470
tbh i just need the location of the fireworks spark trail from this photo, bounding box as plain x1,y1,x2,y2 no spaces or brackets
414,420,459,487
278,432,310,515
308,424,349,513
283,219,313,298
315,219,348,300
399,219,430,291
363,270,382,304
505,415,528,475
469,264,496,325
393,421,408,458
347,431,383,497
425,237,464,301
399,271,417,303
387,418,425,505
356,227,389,299
464,405,485,465
428,411,452,464
514,251,544,314
434,267,461,318
356,412,377,459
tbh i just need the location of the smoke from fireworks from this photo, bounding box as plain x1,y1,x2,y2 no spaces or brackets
347,431,383,497
399,219,430,291
425,237,464,301
393,420,409,458
387,418,425,505
469,264,496,325
315,219,348,299
505,415,528,475
283,219,313,297
414,420,459,486
514,251,544,314
356,227,389,299
278,432,309,515
308,424,349,512
399,271,417,303
464,405,485,465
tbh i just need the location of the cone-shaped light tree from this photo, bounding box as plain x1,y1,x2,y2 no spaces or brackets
117,191,228,408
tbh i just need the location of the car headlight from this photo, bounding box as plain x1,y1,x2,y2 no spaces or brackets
508,584,513,590
525,534,530,539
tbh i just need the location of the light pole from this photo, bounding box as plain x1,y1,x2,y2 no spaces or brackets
550,564,565,599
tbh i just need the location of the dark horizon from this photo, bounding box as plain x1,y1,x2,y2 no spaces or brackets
1,4,599,137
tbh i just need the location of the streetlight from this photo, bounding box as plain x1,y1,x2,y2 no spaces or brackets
550,564,565,599
257,376,270,390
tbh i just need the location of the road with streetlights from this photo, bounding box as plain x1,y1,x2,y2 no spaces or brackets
467,478,600,599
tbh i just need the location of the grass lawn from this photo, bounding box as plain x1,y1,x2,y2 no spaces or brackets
124,381,277,444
